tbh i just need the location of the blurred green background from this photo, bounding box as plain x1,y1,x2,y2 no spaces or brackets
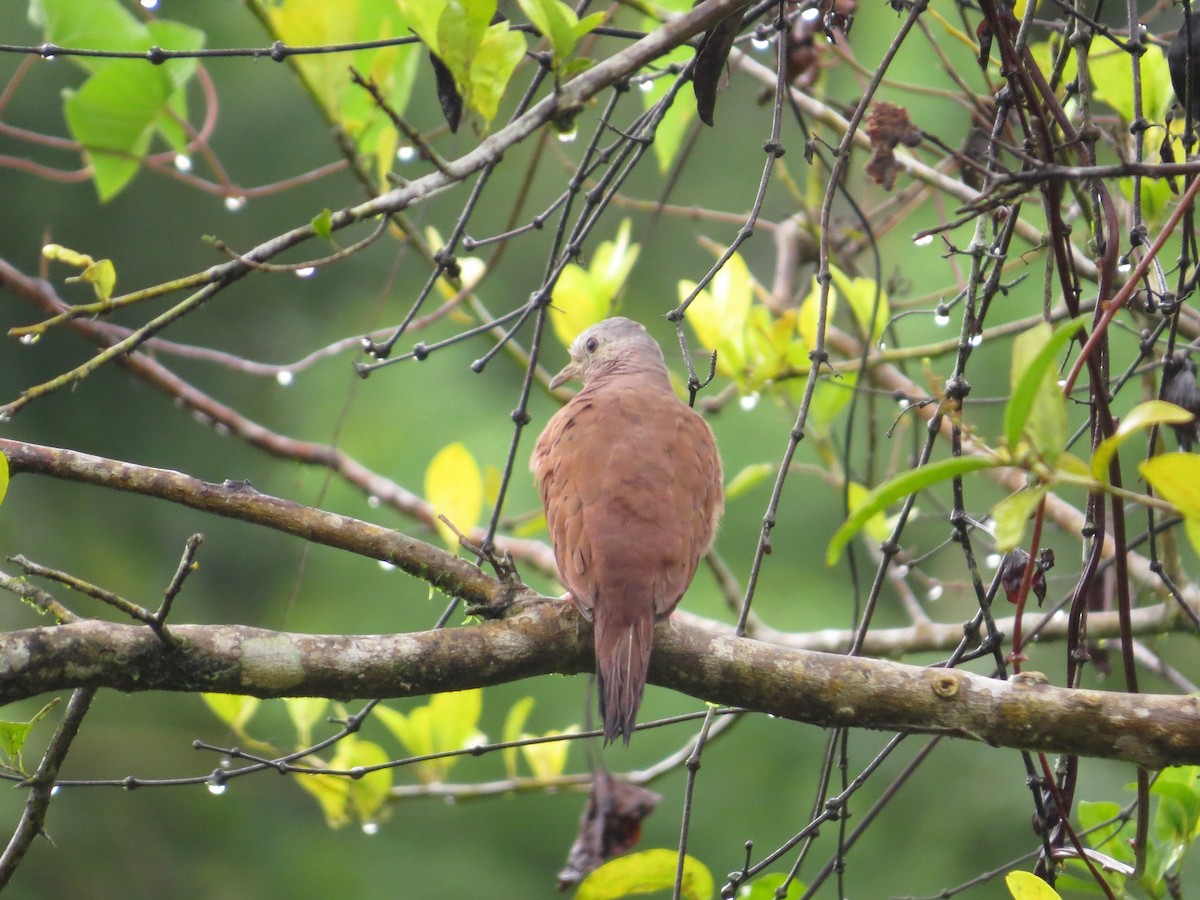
0,1,1188,897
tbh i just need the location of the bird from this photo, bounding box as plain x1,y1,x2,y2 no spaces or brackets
531,317,724,745
1163,352,1200,451
1169,13,1200,120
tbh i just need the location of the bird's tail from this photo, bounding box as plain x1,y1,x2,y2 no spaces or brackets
593,604,655,745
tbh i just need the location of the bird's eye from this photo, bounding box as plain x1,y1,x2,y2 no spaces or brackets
585,336,599,353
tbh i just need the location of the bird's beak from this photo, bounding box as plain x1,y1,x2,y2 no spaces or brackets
548,361,579,391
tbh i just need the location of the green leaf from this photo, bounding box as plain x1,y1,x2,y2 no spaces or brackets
577,849,714,900
1152,766,1200,843
311,208,334,241
1119,174,1174,223
826,456,995,564
639,34,696,173
64,63,172,200
34,0,202,198
30,0,147,73
575,11,607,41
847,481,890,542
0,699,60,768
1078,801,1130,858
991,486,1047,553
1091,400,1193,483
424,442,483,551
145,20,204,90
1140,454,1200,558
724,463,774,501
1004,870,1063,899
805,371,857,437
1003,317,1084,461
560,57,594,79
737,873,803,899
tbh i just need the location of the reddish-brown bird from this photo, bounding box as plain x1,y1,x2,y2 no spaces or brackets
532,317,723,745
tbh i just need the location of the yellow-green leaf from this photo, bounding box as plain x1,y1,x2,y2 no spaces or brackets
829,265,889,343
804,372,857,437
520,728,577,779
202,693,260,733
517,0,580,66
1054,452,1092,480
329,737,392,826
589,219,639,306
577,849,714,900
395,0,444,51
0,451,8,507
1004,870,1063,899
374,689,486,783
285,697,329,748
684,251,753,380
467,22,526,125
1140,453,1200,517
42,243,94,269
295,767,352,828
502,696,535,778
551,265,607,347
1089,48,1136,123
550,219,638,346
1092,400,1193,482
44,243,117,301
797,275,837,352
1141,453,1200,556
991,486,1047,553
424,442,483,550
67,258,116,301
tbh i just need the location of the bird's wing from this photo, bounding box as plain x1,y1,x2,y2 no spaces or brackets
532,378,723,619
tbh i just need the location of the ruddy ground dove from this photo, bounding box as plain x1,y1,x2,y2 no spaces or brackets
532,317,723,745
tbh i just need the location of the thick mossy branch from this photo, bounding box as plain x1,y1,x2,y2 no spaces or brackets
0,605,1197,768
3,438,1200,768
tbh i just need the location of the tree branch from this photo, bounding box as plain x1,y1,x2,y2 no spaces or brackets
0,607,1196,769
0,438,501,607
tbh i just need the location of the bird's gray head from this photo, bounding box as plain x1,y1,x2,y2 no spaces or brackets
548,317,669,389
